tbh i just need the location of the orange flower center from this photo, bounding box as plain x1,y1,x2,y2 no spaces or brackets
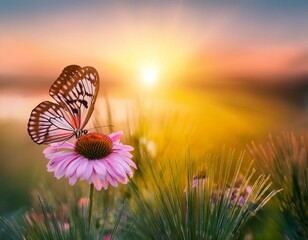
75,133,113,160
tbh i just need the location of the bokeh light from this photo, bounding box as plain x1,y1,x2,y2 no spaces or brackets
140,64,159,86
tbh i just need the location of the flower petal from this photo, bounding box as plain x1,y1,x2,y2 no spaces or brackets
65,158,83,177
109,131,123,142
76,159,89,178
110,153,137,169
83,162,94,181
43,131,136,191
53,155,79,178
93,161,107,180
69,173,78,185
113,144,134,152
106,174,118,187
93,176,103,191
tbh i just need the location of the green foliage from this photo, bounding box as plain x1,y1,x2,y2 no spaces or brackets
0,194,129,240
126,149,279,239
0,134,280,239
247,132,308,239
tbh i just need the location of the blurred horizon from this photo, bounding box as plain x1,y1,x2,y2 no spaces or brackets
1,1,308,84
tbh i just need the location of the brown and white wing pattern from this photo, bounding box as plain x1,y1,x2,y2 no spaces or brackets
27,101,75,144
49,65,99,129
27,65,100,145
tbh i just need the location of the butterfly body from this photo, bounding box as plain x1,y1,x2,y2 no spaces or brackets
75,129,88,139
28,65,99,144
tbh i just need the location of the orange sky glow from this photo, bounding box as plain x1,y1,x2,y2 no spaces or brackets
0,1,307,89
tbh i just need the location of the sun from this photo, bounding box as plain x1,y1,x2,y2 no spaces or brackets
140,65,159,86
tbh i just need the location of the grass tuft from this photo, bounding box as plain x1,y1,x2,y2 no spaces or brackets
247,132,308,239
127,148,279,239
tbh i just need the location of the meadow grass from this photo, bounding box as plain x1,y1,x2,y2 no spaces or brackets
0,93,305,239
248,132,308,239
125,143,279,239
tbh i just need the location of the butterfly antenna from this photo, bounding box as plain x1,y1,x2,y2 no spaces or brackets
88,125,114,132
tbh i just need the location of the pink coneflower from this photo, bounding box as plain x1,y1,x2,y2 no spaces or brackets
43,131,136,191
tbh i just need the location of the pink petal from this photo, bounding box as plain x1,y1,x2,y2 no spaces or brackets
69,173,78,185
43,146,57,155
45,142,74,154
93,161,107,180
106,174,118,187
112,148,133,158
115,159,134,176
52,161,71,178
113,144,134,152
93,176,103,191
65,158,83,177
53,155,78,178
102,177,109,189
109,131,123,142
117,176,128,184
76,159,89,178
110,153,137,169
104,158,126,177
103,164,118,179
48,152,75,166
83,162,94,180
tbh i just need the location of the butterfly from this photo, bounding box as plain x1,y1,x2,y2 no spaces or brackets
27,65,99,144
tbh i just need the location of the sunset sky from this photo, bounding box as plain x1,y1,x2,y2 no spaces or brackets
0,0,308,89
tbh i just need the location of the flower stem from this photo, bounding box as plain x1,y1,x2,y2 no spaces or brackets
88,183,94,229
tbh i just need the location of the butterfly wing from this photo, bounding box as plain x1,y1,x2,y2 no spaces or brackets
28,65,100,145
49,65,100,130
27,101,75,144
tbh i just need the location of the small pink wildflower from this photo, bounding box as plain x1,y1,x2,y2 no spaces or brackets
225,175,252,206
58,221,70,231
184,169,207,194
103,233,112,240
78,197,89,208
238,185,252,206
44,131,136,191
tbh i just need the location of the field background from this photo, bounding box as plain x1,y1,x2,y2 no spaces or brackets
1,81,307,213
0,1,308,238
